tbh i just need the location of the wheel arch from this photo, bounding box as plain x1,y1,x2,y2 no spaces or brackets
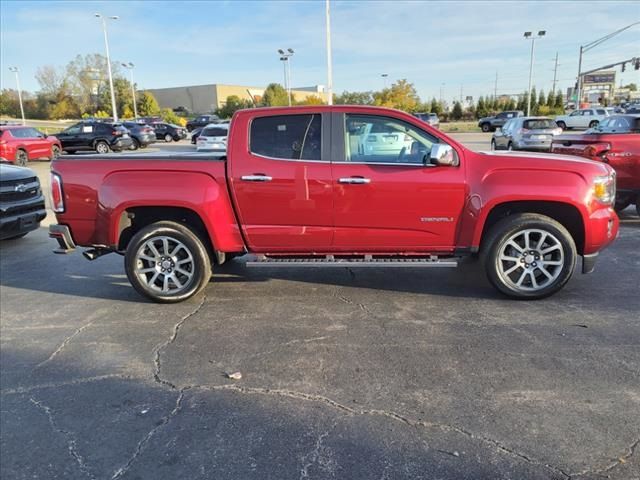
477,201,585,255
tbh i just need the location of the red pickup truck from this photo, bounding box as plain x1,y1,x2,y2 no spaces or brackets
49,106,619,303
551,114,640,215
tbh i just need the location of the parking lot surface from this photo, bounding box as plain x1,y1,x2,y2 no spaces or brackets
1,136,639,479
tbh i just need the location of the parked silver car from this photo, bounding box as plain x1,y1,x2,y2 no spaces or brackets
413,112,440,128
491,117,562,152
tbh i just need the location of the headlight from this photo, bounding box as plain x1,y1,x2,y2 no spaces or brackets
593,172,616,205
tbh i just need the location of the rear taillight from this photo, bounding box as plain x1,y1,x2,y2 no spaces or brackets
584,142,610,158
112,130,123,136
51,173,64,213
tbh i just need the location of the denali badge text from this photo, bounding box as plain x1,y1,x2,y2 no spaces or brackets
421,217,454,222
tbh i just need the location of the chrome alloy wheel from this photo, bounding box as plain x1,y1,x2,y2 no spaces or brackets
497,229,564,292
134,236,194,294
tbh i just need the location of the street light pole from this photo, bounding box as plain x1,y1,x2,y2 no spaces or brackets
122,62,137,119
325,0,333,105
575,22,639,108
524,30,546,116
278,49,294,106
96,13,119,122
381,73,388,89
8,67,25,125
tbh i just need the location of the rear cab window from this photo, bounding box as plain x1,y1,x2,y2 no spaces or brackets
250,114,321,161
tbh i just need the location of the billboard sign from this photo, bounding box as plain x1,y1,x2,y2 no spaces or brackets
583,72,615,84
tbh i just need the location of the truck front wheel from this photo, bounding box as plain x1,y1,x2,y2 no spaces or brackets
124,221,212,303
482,213,576,299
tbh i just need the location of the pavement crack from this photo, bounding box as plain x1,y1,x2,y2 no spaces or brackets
569,438,639,478
1,374,130,396
194,384,569,478
34,320,95,369
152,295,206,389
110,389,186,480
30,397,96,480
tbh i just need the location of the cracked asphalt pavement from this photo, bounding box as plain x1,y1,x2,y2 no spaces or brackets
1,147,639,479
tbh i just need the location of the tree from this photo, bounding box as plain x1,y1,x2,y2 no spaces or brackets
505,98,516,110
546,90,555,107
215,95,253,118
622,83,637,91
476,96,488,119
554,92,563,109
297,95,325,106
516,91,527,112
430,98,442,115
262,83,290,106
451,101,463,120
372,79,419,112
137,91,160,116
529,87,537,114
161,108,184,126
334,90,374,105
98,77,133,118
65,53,122,115
537,89,546,113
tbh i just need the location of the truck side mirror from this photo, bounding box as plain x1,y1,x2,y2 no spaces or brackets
430,144,459,166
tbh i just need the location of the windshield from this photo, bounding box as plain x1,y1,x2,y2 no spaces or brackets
523,119,555,129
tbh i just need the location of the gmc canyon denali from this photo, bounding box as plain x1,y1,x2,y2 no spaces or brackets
49,106,619,303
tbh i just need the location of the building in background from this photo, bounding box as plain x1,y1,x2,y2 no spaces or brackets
581,70,616,104
146,83,328,114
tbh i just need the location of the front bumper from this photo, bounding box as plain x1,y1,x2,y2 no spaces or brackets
0,205,47,240
49,224,76,253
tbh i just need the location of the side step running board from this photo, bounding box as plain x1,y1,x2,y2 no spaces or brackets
246,255,458,268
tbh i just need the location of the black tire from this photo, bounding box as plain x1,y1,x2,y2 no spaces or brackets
186,125,193,132
490,139,497,151
507,142,514,151
124,221,212,303
589,120,599,129
15,149,28,167
164,133,173,143
481,213,577,299
51,145,61,160
614,195,631,212
129,138,140,151
636,195,640,217
95,141,110,154
481,123,491,133
556,121,566,130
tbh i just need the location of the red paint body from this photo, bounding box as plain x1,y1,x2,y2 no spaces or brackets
551,132,640,193
0,126,62,163
51,106,618,259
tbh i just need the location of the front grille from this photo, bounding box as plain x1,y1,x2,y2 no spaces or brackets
0,179,41,203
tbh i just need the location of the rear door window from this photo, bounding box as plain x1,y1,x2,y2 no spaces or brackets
250,114,322,161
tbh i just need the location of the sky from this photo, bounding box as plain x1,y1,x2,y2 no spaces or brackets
1,0,639,104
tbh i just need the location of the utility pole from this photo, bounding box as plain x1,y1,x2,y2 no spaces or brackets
551,52,559,95
494,71,498,99
95,14,119,122
325,0,333,105
278,49,294,106
122,62,137,119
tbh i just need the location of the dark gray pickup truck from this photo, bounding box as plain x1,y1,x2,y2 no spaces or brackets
0,163,47,240
478,110,524,132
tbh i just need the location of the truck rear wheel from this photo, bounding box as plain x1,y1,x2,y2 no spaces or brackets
482,213,576,299
124,221,212,303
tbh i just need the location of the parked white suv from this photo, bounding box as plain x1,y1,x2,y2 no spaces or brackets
555,108,610,130
196,123,229,155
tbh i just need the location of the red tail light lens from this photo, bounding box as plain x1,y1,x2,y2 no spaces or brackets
112,130,123,136
51,173,64,213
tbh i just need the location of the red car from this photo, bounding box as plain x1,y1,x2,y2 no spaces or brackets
49,105,618,303
552,114,640,215
0,125,62,166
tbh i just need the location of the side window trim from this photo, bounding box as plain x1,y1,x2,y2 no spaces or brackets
248,113,326,163
336,113,444,167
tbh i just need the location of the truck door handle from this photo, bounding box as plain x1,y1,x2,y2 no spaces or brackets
241,174,272,182
338,177,371,184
